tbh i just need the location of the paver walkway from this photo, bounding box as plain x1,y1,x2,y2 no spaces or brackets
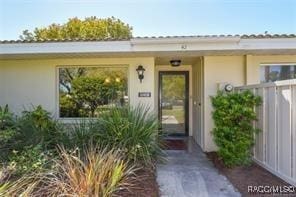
157,138,241,197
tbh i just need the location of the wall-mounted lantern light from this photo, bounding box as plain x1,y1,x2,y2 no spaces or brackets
136,65,145,83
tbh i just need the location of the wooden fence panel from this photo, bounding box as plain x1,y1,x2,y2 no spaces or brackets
236,80,296,185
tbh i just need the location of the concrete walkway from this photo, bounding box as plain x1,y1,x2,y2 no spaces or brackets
157,138,241,197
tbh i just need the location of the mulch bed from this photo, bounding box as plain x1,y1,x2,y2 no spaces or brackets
206,152,292,196
119,168,159,197
164,139,187,150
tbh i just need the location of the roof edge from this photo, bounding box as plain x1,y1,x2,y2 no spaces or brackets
1,34,296,44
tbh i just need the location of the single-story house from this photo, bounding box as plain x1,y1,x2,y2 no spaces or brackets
0,34,296,153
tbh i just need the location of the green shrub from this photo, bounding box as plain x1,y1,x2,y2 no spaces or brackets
65,120,100,149
0,105,67,176
211,90,261,167
96,105,163,166
0,105,15,130
0,105,19,160
17,105,66,149
8,144,54,175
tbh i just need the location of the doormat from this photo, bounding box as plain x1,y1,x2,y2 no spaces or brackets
164,139,187,150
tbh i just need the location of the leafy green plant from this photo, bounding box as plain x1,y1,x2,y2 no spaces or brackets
96,105,163,166
0,105,19,160
4,145,136,197
0,105,15,130
211,90,261,167
8,144,53,175
17,105,66,149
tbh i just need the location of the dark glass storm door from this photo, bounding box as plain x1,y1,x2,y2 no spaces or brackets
159,71,189,136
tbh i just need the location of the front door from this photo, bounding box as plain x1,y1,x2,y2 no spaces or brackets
159,71,189,136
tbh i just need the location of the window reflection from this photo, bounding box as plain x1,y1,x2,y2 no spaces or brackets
59,66,128,118
260,65,296,83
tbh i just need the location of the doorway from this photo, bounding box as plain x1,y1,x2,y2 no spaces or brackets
159,71,189,136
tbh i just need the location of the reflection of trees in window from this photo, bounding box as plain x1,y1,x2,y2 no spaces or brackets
162,75,185,104
261,65,296,83
59,67,128,118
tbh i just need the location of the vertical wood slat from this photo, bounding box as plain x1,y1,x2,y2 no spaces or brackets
255,88,265,162
266,86,277,169
292,85,296,179
277,86,292,177
276,86,279,172
252,88,257,158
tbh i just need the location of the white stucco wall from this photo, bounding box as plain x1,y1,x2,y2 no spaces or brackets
0,65,4,105
203,56,245,151
0,57,155,116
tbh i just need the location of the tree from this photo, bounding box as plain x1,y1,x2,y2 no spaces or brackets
20,16,132,40
162,75,185,102
70,76,124,117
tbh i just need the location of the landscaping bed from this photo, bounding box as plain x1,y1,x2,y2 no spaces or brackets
0,105,162,196
120,168,159,197
206,152,291,196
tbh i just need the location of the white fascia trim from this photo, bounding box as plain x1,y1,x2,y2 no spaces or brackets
0,41,131,55
131,38,296,52
0,38,296,55
130,36,241,45
239,38,296,50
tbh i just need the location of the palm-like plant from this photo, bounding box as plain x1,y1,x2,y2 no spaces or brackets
97,105,164,166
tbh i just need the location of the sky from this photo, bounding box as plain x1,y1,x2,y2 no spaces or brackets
0,0,295,40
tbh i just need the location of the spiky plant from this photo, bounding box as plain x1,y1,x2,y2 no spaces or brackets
96,105,164,166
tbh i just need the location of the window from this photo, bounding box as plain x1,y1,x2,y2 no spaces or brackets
58,66,128,118
260,64,296,83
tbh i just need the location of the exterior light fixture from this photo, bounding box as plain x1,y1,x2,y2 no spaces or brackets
170,59,181,67
136,65,145,83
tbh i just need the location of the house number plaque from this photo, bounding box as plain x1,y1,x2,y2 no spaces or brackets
138,92,151,97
